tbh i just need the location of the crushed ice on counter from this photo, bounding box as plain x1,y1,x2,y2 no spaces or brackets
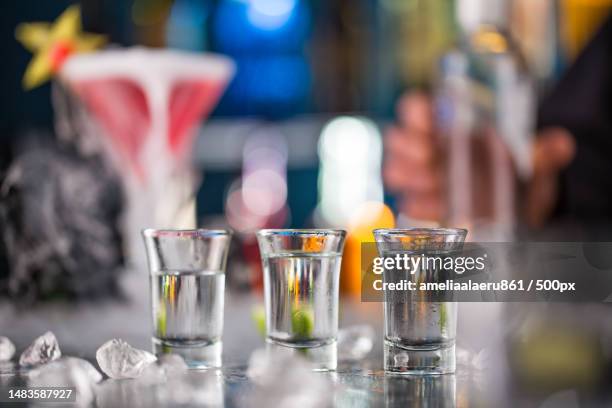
97,369,222,407
96,378,152,408
456,347,491,385
28,357,102,407
28,357,102,383
456,347,490,372
244,348,333,408
140,354,221,405
19,331,61,367
337,325,374,361
96,339,156,379
138,354,188,385
0,337,15,361
157,371,223,406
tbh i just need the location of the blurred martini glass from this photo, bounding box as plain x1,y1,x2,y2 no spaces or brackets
60,48,234,263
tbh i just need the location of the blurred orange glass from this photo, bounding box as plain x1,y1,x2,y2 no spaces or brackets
340,202,395,297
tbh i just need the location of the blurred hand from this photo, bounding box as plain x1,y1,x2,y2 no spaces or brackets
384,92,576,228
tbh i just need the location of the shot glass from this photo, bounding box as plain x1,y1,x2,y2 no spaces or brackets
374,228,467,374
256,229,346,371
142,229,231,368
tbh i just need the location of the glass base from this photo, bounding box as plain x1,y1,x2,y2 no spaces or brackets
384,340,455,375
153,338,222,369
265,339,337,371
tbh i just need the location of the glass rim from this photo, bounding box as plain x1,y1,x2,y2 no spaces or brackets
142,228,232,238
257,229,346,237
373,227,467,237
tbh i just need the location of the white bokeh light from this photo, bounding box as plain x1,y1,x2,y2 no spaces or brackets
242,168,287,216
317,116,383,227
247,0,297,30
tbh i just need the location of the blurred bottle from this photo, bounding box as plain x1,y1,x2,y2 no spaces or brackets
561,0,612,62
340,202,394,298
436,0,534,240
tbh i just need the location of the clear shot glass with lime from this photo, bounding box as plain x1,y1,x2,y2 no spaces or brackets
256,229,346,371
142,229,231,369
374,228,467,375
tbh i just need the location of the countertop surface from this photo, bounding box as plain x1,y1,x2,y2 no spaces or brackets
2,271,612,407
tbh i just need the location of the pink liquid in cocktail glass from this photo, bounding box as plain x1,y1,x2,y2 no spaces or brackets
69,77,227,181
61,49,233,183
60,48,234,261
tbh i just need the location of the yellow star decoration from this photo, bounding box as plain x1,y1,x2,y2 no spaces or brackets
15,5,106,90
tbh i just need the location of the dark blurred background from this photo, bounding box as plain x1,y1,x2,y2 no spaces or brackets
1,0,612,302
4,0,608,230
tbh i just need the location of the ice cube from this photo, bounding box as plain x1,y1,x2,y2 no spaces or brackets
137,364,165,385
69,357,104,383
244,348,333,408
337,325,375,361
246,347,293,386
28,357,102,407
0,337,15,361
29,357,102,384
96,339,156,379
158,354,188,376
19,331,61,366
